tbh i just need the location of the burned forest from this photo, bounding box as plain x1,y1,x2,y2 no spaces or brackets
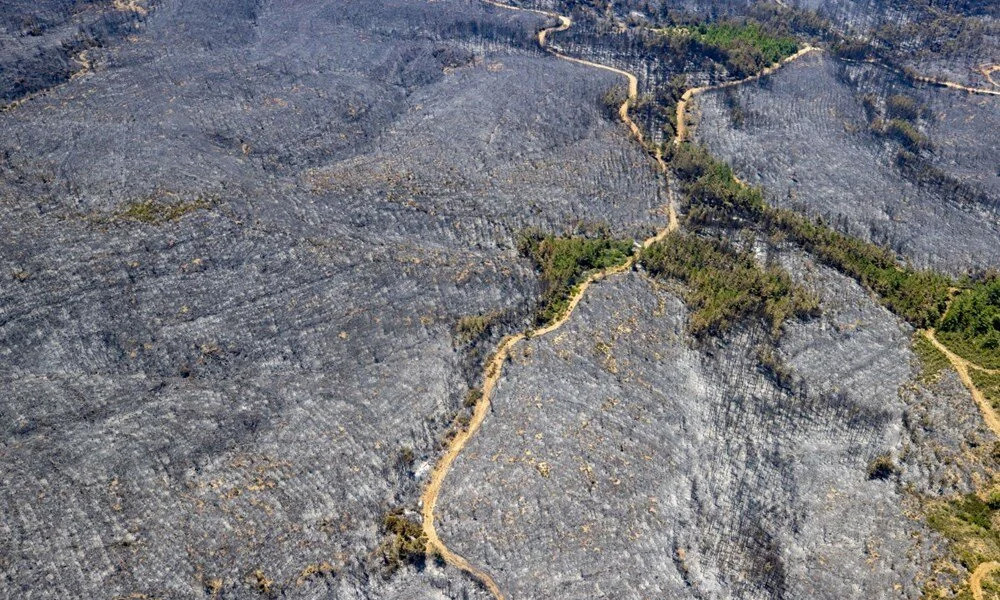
1,0,998,599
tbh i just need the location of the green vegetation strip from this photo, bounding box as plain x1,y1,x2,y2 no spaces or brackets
667,142,953,329
640,231,818,336
88,195,215,226
518,228,634,326
939,279,1000,370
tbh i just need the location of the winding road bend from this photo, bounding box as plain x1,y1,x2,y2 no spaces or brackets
922,328,1000,436
674,45,820,144
922,309,1000,600
419,3,676,598
419,5,996,598
982,65,1000,88
971,560,1000,600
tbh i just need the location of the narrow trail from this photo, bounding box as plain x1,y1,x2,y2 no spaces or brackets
907,70,1000,97
922,328,1000,436
981,64,1000,89
420,3,676,598
674,45,820,144
970,560,1000,600
839,57,1000,97
672,50,1000,140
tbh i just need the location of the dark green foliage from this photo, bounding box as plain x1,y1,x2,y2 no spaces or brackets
668,143,951,329
518,229,634,325
640,231,818,336
691,21,799,77
377,509,426,576
600,85,628,120
644,17,801,82
765,209,951,328
667,143,767,230
644,74,687,139
939,279,1000,369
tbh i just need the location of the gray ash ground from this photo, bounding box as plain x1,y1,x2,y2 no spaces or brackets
1,0,997,599
1,0,662,597
437,250,986,599
693,52,1000,274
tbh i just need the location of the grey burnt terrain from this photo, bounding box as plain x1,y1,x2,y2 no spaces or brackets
1,0,663,597
2,0,998,599
694,52,1000,274
439,259,927,598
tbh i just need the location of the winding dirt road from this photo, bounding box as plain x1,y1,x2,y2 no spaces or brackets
420,3,676,598
982,65,1000,88
674,45,820,144
922,328,1000,438
421,6,996,599
922,309,1000,600
971,560,1000,600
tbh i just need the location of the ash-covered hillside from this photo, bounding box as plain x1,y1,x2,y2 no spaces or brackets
1,0,663,597
2,0,998,599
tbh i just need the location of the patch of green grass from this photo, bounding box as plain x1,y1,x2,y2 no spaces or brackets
913,333,951,383
640,231,818,336
970,369,1000,413
939,280,1000,370
926,491,1000,572
518,229,634,325
114,196,212,224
